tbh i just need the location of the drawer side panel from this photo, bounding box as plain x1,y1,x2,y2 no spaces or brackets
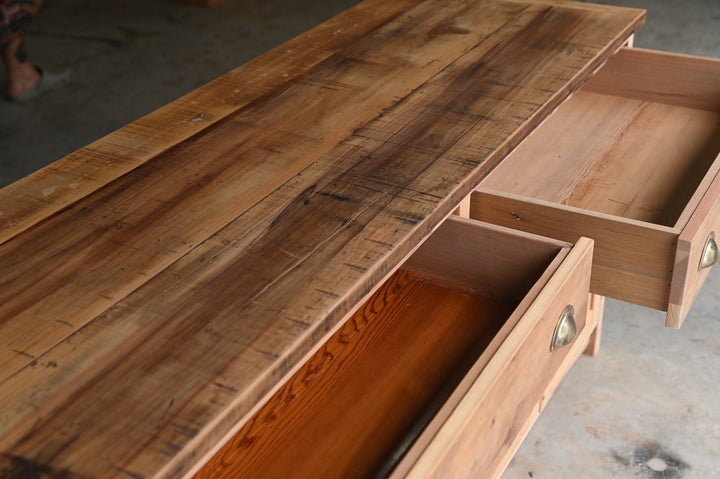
583,47,720,111
669,170,720,328
403,238,593,478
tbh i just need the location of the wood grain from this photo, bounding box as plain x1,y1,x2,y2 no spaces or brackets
470,189,677,310
0,1,643,478
0,0,423,245
668,169,720,328
485,279,599,479
481,89,720,226
196,269,513,479
584,47,720,111
0,0,503,385
583,293,605,356
403,216,568,302
399,238,593,478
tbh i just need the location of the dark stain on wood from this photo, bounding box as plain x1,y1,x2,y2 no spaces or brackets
170,422,199,439
11,350,34,359
112,467,145,479
427,23,471,39
214,382,239,394
0,454,73,479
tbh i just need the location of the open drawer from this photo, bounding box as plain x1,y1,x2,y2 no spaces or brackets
473,47,720,329
194,217,593,479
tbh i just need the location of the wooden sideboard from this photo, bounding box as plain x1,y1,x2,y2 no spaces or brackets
1,1,718,477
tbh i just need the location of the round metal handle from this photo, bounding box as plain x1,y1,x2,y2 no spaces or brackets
699,232,718,270
551,305,577,351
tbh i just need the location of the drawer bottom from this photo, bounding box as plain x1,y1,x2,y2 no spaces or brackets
196,268,513,478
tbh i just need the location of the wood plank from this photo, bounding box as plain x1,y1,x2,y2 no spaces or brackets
481,89,720,226
0,0,503,385
668,169,720,328
195,269,514,479
0,2,644,478
452,194,471,217
403,216,568,302
470,189,678,310
0,0,423,245
388,237,573,479
399,237,593,478
583,293,605,356
0,0,642,390
487,283,600,479
674,153,720,229
583,47,720,111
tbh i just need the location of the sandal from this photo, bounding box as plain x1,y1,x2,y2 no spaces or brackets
7,66,70,102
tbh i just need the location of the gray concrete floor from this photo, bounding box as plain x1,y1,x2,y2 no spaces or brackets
1,0,718,478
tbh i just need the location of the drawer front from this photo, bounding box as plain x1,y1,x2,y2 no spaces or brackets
470,189,678,311
398,237,594,479
669,170,720,328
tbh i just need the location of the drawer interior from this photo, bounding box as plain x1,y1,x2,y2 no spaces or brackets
480,47,720,229
196,218,570,478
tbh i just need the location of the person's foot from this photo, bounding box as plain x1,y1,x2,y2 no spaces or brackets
7,66,70,102
7,63,42,96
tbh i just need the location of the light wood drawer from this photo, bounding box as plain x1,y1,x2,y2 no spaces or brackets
473,47,720,329
194,217,593,479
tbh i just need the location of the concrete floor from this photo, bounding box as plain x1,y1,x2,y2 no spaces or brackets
1,0,718,478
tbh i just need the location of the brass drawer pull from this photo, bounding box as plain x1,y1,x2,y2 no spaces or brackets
700,232,718,270
551,305,577,351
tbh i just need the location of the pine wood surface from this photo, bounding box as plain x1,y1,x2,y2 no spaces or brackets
196,220,574,479
0,1,643,478
196,268,514,479
484,274,598,479
668,169,720,328
583,293,605,356
482,88,720,226
400,237,593,478
470,189,677,310
583,47,720,111
402,215,568,302
0,0,423,245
